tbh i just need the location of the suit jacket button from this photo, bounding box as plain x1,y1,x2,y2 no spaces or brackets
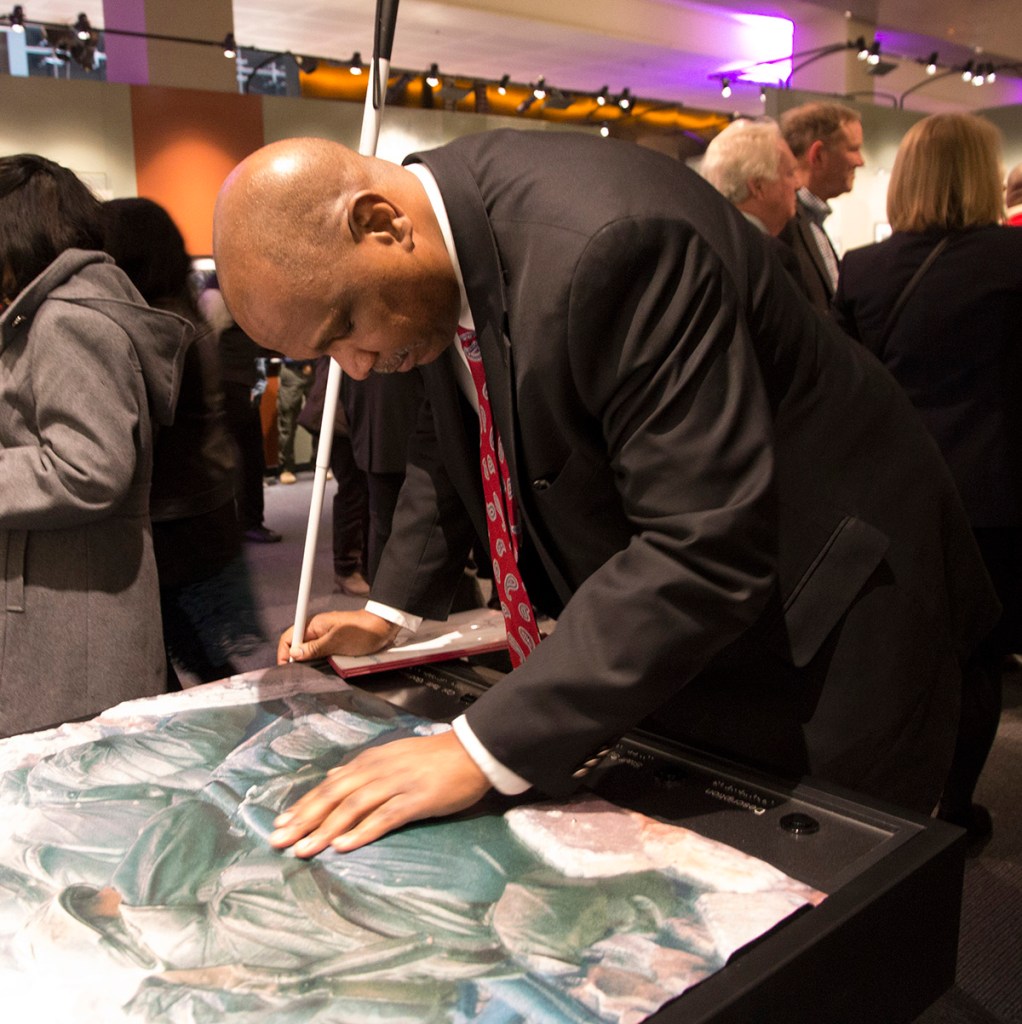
532,479,550,491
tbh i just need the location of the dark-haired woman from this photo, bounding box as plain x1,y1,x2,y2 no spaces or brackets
104,197,265,685
0,155,191,735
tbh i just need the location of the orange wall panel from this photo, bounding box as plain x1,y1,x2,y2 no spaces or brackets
130,86,264,256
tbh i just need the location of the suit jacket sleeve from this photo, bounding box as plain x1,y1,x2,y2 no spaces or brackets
371,388,483,617
462,216,781,796
778,211,833,315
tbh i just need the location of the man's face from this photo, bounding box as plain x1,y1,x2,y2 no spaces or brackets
231,237,460,381
757,139,801,235
812,120,864,200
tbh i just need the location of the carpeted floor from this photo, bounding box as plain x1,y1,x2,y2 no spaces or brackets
230,475,1022,1024
914,665,1022,1024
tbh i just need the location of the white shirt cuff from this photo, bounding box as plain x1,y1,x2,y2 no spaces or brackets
364,601,423,635
453,714,532,795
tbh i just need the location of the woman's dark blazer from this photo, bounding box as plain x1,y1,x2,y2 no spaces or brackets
834,226,1022,528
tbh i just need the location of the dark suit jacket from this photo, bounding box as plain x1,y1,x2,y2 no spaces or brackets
778,203,836,314
340,372,425,475
833,226,1022,528
370,130,997,812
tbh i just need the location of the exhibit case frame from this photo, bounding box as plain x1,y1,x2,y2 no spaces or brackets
352,656,965,1024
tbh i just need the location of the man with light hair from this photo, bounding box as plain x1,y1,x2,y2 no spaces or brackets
701,118,800,237
779,101,864,312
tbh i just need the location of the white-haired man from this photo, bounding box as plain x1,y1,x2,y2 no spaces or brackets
701,118,800,237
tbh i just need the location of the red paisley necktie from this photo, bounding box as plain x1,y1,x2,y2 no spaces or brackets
457,326,542,667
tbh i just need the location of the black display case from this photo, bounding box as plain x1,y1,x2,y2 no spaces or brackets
345,656,965,1024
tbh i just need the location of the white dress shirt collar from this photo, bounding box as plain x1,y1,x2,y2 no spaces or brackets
405,161,473,329
404,161,478,411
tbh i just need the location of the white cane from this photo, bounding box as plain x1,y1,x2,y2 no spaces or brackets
289,0,401,659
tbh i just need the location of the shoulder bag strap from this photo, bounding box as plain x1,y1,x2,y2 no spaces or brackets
878,236,952,348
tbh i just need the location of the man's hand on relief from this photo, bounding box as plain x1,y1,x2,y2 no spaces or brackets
268,731,492,856
277,610,400,664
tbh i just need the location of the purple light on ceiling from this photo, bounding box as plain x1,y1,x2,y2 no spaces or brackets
720,11,795,86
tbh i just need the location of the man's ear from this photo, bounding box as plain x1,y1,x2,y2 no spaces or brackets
806,139,827,169
746,177,765,200
347,191,413,250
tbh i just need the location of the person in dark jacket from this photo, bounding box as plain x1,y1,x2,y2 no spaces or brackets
778,102,864,313
833,112,1022,840
104,198,266,686
199,275,282,544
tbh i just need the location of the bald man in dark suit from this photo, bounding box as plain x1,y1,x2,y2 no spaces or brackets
213,130,997,857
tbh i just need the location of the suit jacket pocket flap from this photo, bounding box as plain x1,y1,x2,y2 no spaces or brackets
771,514,890,667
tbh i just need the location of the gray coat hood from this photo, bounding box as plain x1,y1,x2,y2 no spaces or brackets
0,249,192,425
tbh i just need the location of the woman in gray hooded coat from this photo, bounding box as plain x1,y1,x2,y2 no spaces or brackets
0,154,191,736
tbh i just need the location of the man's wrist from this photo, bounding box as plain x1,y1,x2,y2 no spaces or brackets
364,600,423,636
452,715,532,795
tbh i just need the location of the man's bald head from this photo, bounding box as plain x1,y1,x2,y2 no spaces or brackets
214,137,381,317
212,136,460,378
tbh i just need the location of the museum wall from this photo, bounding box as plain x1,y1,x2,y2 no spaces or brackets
0,73,593,257
2,72,1021,260
0,75,138,200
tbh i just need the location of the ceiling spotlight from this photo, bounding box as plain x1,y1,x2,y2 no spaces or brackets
532,77,546,100
960,60,974,82
497,73,509,95
973,65,986,86
925,51,938,75
543,88,575,110
516,93,537,114
617,87,632,110
426,63,440,87
599,123,610,138
987,65,997,83
760,87,767,103
596,84,609,107
221,33,237,59
720,77,732,99
294,54,318,73
855,37,869,61
74,11,91,41
348,51,363,74
9,5,25,32
438,80,472,104
866,41,881,66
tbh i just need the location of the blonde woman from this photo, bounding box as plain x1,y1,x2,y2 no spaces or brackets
834,113,1022,843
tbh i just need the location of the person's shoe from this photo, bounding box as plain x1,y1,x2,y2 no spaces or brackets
244,525,283,544
334,571,371,596
279,469,297,485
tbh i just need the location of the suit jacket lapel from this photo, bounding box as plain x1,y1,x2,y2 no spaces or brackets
409,146,522,490
800,209,835,297
407,141,584,610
